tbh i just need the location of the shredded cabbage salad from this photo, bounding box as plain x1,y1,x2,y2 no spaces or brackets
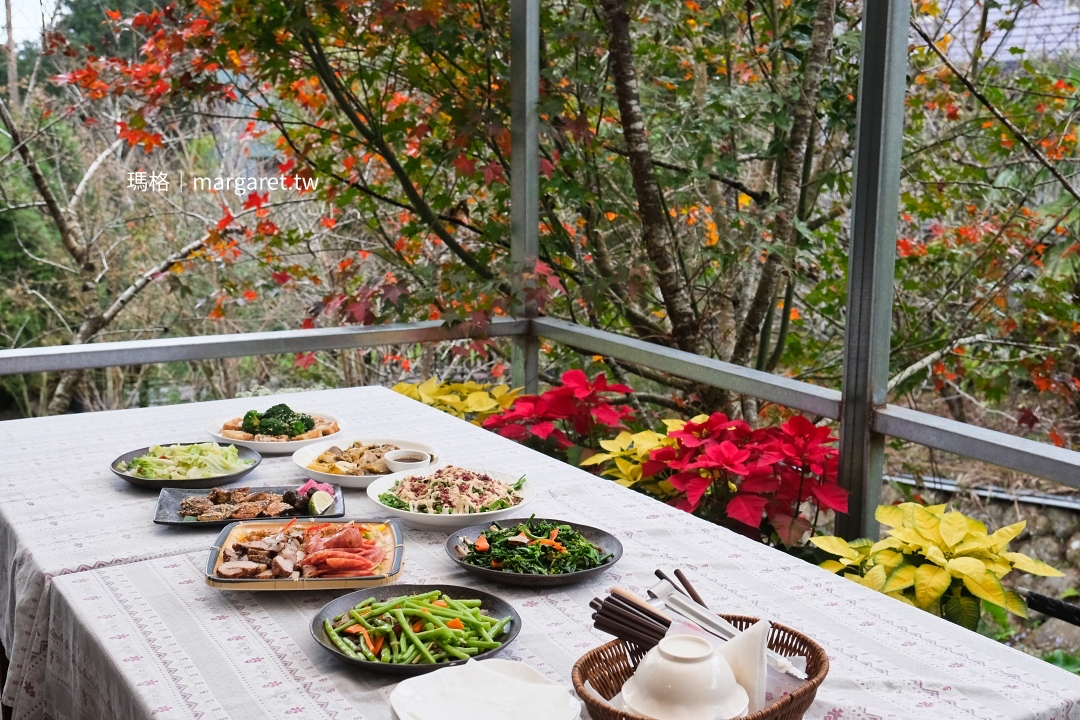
119,443,253,480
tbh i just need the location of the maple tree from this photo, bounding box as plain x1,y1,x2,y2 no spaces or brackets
1,0,1078,463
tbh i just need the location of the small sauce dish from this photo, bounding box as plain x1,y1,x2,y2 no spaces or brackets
384,449,432,473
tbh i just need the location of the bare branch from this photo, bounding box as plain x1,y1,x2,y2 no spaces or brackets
0,97,91,269
100,236,208,327
888,334,991,393
69,138,123,216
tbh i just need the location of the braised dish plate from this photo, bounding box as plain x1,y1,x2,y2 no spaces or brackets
446,518,623,587
154,485,346,527
310,583,521,676
110,442,261,490
205,518,403,590
292,437,439,489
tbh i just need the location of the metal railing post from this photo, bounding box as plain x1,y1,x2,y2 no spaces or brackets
835,0,910,540
510,0,540,393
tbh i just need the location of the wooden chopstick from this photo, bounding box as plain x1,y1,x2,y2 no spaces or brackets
610,586,672,624
592,615,664,649
654,569,690,597
674,568,708,608
598,598,669,634
604,595,671,629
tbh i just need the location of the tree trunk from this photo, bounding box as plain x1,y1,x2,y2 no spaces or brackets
728,0,836,368
598,0,701,355
5,0,16,110
47,370,84,415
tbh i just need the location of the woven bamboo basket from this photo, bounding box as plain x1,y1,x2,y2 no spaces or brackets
571,614,829,720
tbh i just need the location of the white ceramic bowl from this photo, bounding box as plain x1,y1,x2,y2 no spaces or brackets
207,412,343,455
366,466,534,532
622,635,749,720
291,437,438,489
384,449,433,473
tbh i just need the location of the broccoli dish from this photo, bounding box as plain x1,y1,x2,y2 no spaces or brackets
219,403,340,442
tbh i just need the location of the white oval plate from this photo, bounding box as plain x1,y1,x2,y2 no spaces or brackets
366,466,534,532
291,437,439,489
389,659,580,720
207,412,343,455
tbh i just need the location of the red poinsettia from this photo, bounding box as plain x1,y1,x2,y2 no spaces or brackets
643,412,846,547
482,370,634,455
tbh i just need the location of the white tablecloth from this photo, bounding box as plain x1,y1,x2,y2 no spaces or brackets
4,387,1080,719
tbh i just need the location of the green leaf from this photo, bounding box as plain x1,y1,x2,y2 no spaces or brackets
875,504,905,529
862,564,888,592
820,560,848,573
946,556,987,580
1004,590,1028,619
914,564,952,607
884,563,917,593
939,511,970,548
962,570,1008,608
810,535,859,560
1003,551,1065,577
943,595,982,631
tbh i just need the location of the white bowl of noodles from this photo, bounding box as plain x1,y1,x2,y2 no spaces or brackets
366,465,534,531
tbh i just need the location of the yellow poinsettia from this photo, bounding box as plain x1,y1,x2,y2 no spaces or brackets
580,428,678,498
392,377,522,425
811,503,1063,630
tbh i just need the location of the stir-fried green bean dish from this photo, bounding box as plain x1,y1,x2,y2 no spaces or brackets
322,591,513,664
457,516,614,575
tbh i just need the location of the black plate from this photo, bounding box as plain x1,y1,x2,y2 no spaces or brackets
310,583,521,676
111,442,261,489
154,484,346,527
444,518,623,587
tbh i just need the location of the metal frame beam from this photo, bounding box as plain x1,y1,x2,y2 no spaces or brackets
509,0,541,393
0,319,528,376
835,0,910,539
534,318,841,419
874,405,1080,491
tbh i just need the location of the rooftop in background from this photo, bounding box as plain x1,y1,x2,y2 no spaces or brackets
931,0,1080,62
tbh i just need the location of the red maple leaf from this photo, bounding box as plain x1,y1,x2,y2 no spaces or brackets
452,155,477,176
243,192,268,211
295,353,317,369
481,161,506,185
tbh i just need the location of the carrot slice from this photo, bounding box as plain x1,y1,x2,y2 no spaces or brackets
474,534,489,552
445,618,465,630
549,528,559,541
432,599,448,608
412,621,424,632
371,635,384,655
342,624,364,635
358,626,375,652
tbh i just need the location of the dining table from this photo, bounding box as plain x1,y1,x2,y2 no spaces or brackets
1,385,1078,720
